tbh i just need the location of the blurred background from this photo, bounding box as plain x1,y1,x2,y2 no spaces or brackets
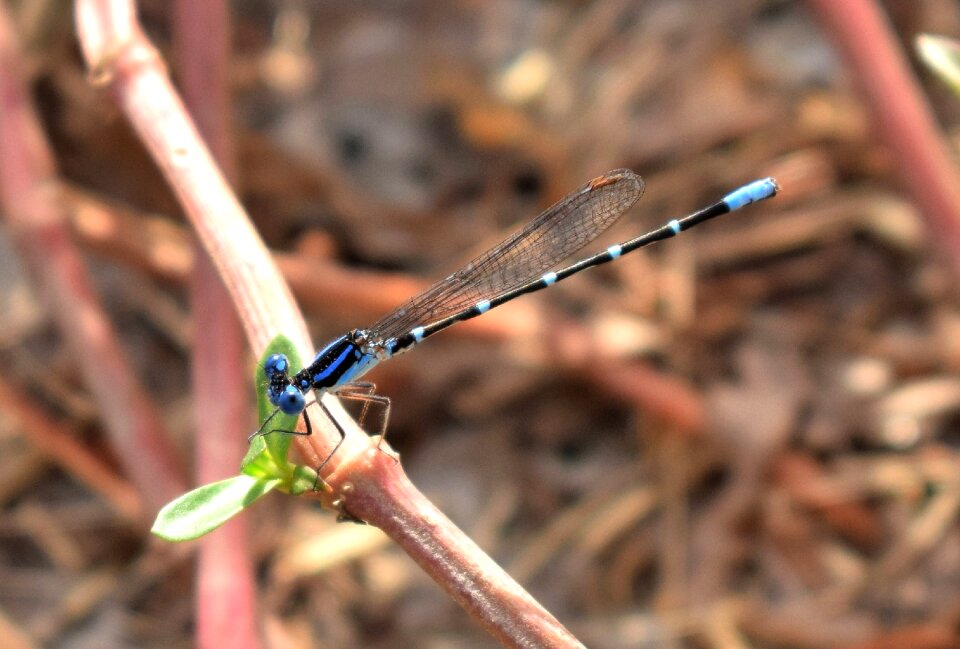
2,0,960,647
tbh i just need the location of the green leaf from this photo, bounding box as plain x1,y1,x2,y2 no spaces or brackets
240,334,331,494
917,34,960,97
243,334,304,470
151,475,279,541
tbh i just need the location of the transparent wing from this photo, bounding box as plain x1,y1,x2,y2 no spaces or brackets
368,169,644,341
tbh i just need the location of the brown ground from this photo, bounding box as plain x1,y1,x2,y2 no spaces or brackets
1,2,959,648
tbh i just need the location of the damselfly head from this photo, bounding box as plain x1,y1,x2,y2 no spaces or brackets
263,353,305,414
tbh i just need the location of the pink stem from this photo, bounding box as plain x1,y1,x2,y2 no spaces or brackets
345,450,587,648
171,1,260,648
0,2,186,513
73,0,360,472
807,0,960,270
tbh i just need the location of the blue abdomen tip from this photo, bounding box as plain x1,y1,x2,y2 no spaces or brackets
722,177,780,211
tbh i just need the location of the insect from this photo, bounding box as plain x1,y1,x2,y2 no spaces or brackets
254,169,779,469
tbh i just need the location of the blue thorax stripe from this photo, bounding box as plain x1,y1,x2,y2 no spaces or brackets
313,345,355,383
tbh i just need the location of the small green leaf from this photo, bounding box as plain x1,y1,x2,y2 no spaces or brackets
151,475,279,542
917,34,960,97
243,334,304,470
240,447,279,479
